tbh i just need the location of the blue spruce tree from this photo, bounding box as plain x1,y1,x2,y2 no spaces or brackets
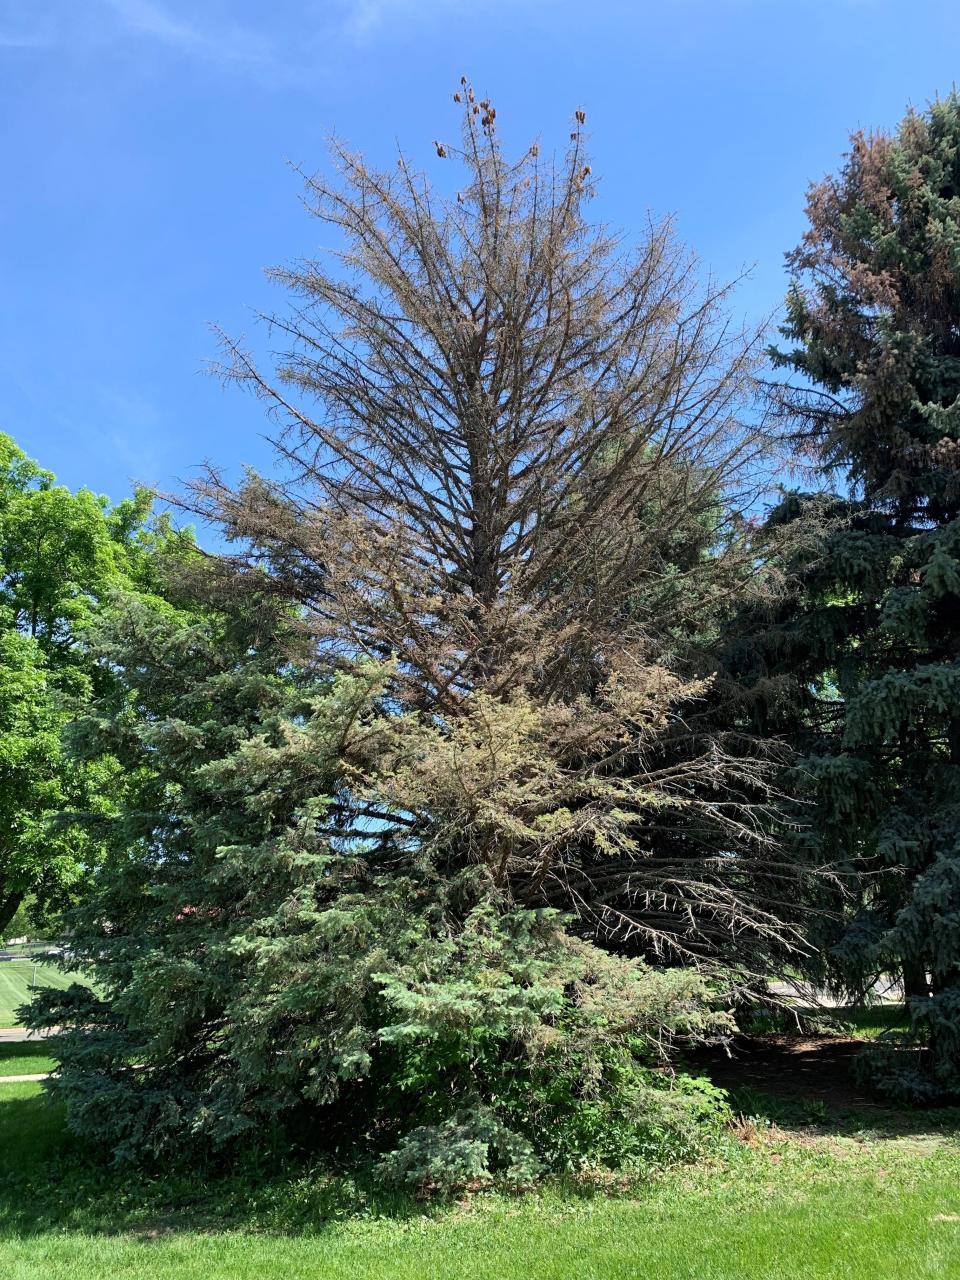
773,94,960,1095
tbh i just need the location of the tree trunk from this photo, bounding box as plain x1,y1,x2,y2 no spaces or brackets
902,955,929,1002
0,888,25,940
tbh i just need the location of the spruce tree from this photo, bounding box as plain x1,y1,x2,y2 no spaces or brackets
773,93,960,1093
31,87,804,1176
192,84,805,971
34,570,732,1177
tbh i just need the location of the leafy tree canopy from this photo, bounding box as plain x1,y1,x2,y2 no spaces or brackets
0,432,189,935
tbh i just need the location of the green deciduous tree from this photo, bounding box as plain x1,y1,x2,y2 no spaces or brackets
0,433,185,936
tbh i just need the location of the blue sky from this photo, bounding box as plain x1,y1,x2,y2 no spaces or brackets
3,0,960,504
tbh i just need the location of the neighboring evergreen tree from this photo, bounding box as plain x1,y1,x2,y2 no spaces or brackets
0,432,185,936
772,94,960,1094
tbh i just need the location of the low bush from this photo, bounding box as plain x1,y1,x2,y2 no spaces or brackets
34,890,732,1190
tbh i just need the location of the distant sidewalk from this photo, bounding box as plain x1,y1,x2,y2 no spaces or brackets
0,1026,57,1044
766,979,904,1006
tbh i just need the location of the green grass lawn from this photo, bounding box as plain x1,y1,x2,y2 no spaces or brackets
2,1078,960,1279
742,1002,913,1042
0,1043,56,1077
0,960,81,1028
826,1003,912,1038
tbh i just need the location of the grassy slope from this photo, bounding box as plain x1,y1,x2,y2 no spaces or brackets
2,1080,960,1280
0,961,81,1028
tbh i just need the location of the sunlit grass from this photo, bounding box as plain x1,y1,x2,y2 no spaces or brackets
742,1002,911,1041
0,960,84,1028
0,1043,55,1077
823,1004,912,1039
2,1078,960,1279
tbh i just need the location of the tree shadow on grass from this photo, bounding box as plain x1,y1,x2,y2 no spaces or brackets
0,1043,52,1063
0,1086,677,1242
0,1086,433,1241
689,1029,960,1142
5,1023,957,1242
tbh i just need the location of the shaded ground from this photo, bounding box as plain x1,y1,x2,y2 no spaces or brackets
694,1034,880,1110
688,1002,914,1112
686,1004,960,1151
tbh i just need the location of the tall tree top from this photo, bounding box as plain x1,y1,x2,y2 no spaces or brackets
199,83,772,709
176,87,804,971
775,92,960,526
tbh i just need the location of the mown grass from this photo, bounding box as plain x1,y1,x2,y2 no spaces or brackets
0,1043,56,1077
819,1003,912,1039
741,1002,912,1041
3,1079,960,1279
0,960,82,1028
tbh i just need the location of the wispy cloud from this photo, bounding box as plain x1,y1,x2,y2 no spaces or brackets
1,0,543,78
333,0,506,43
99,0,285,77
0,0,288,75
102,0,468,58
0,2,56,50
338,0,407,41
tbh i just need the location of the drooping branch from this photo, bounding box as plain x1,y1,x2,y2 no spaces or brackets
181,84,813,971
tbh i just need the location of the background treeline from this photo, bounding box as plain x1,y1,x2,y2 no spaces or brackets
8,86,960,1186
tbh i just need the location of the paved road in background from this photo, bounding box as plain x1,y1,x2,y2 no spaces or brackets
767,980,904,1006
0,1027,55,1043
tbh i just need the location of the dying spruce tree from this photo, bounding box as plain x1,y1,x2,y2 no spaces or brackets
35,88,810,1180
36,573,738,1177
772,93,960,1096
179,85,810,973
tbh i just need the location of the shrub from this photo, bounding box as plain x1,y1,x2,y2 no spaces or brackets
34,850,733,1186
